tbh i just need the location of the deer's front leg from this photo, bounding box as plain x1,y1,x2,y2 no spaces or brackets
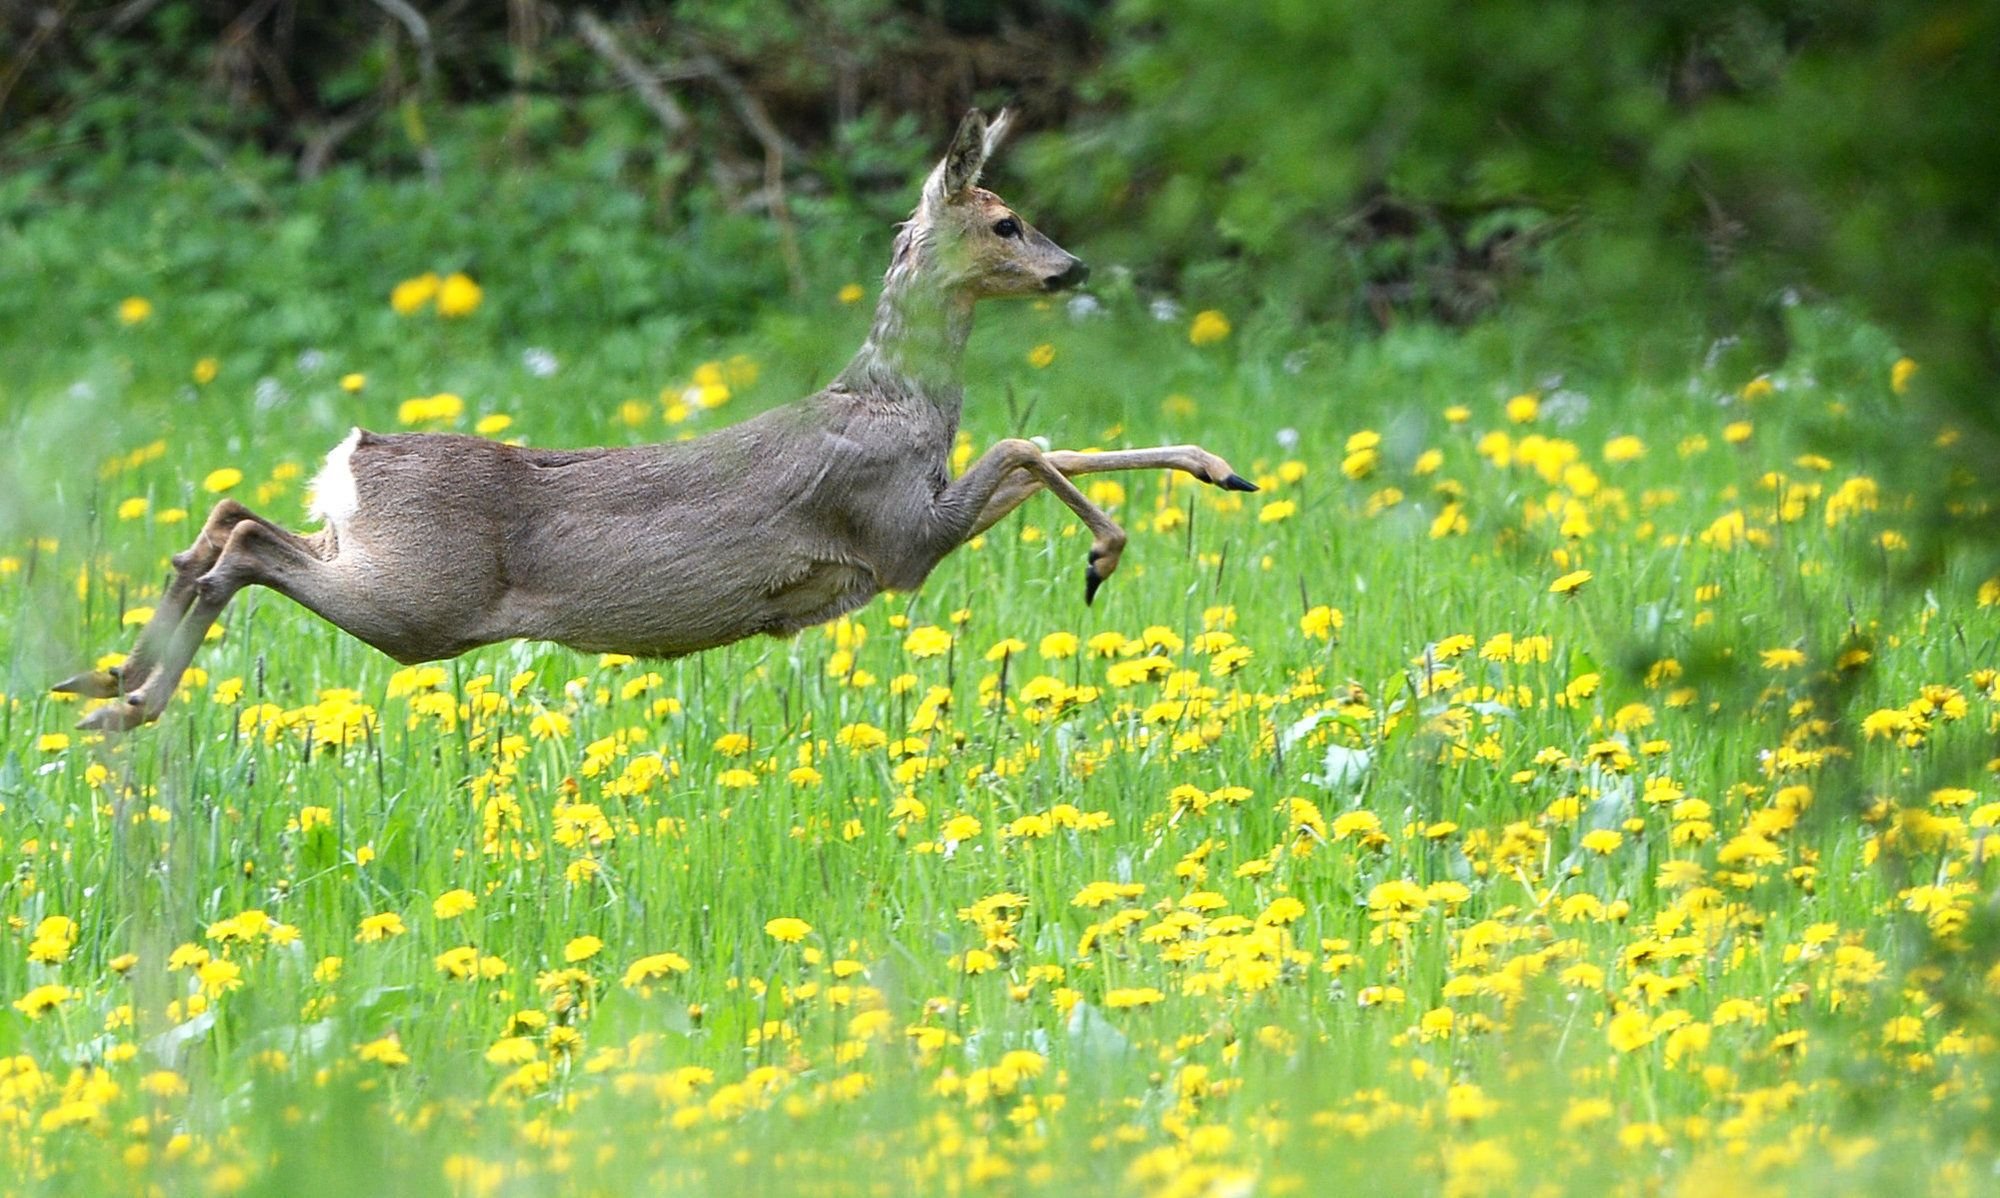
924,438,1129,603
968,444,1258,538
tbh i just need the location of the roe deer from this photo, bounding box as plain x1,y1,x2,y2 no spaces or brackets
55,109,1256,731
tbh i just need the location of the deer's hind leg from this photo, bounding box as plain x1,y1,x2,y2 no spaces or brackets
76,515,328,731
54,500,261,700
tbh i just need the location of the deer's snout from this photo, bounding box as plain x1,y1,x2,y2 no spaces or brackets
1044,257,1090,292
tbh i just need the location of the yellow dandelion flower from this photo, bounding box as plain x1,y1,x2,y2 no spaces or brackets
355,912,407,943
1038,631,1078,660
765,917,812,943
1188,310,1231,346
1549,569,1593,596
14,984,80,1018
1104,987,1165,1008
903,625,953,658
1891,357,1917,394
1580,829,1623,855
438,272,479,315
623,952,691,989
390,273,440,314
202,468,243,494
433,889,477,920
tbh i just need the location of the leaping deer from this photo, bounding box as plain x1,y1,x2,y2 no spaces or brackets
56,109,1256,731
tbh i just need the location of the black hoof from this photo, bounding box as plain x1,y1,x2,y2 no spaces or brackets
1221,473,1258,492
1085,567,1105,606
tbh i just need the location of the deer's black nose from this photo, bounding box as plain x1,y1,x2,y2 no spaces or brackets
1045,258,1090,291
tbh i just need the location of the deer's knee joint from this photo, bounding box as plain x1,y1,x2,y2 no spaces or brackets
991,437,1043,465
192,571,239,606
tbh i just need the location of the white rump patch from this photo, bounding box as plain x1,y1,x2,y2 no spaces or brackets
307,429,362,526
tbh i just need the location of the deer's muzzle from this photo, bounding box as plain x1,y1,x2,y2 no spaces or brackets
1044,258,1090,292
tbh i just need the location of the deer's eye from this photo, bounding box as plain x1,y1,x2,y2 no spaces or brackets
992,217,1021,239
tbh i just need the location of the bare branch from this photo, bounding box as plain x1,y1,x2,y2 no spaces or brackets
573,11,690,135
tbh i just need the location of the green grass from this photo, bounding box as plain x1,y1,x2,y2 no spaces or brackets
1,210,1997,1198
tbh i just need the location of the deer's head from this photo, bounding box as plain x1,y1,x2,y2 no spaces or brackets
909,109,1088,299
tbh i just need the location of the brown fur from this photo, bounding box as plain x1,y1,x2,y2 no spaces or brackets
55,110,1256,730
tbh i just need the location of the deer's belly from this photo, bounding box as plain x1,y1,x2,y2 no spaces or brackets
496,559,880,657
760,561,880,635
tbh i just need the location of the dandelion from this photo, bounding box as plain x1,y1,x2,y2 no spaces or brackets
903,625,952,657
1549,569,1593,596
436,273,483,317
623,953,692,989
117,295,154,325
564,936,604,963
355,913,407,943
1505,393,1539,423
1300,605,1343,639
340,372,366,392
1580,829,1623,855
1104,987,1165,1008
193,358,219,385
398,393,465,426
1188,310,1231,346
1603,435,1646,462
12,984,79,1019
203,468,243,494
1607,1009,1656,1053
1891,357,1918,394
1258,896,1306,925
358,1036,410,1067
1027,344,1057,368
1258,499,1298,524
837,282,865,304
1038,631,1078,660
434,889,477,920
390,273,440,314
765,917,812,943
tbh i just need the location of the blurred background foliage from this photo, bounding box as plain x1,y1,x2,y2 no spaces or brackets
2,1,1991,354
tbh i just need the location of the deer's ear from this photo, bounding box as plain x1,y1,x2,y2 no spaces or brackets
925,109,990,206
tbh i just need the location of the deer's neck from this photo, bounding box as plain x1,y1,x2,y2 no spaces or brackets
837,250,974,410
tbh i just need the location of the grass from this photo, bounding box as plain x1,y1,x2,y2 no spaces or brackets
1,206,1997,1198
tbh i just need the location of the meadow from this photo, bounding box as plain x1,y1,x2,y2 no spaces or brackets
1,237,1997,1197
